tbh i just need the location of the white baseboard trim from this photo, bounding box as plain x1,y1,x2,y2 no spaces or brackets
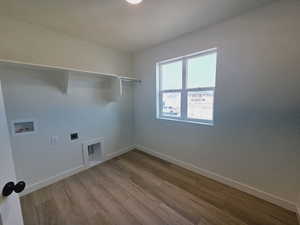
135,144,297,212
21,145,136,196
105,145,135,161
21,165,85,196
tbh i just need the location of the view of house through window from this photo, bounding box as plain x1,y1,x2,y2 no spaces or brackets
157,49,217,125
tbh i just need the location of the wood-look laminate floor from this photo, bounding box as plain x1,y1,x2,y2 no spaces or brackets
21,150,299,225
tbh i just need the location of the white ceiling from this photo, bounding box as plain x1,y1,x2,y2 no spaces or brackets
0,0,275,52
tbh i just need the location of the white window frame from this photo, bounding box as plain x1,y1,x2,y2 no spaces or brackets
156,48,217,126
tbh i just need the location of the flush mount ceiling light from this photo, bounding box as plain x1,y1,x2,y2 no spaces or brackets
126,0,143,5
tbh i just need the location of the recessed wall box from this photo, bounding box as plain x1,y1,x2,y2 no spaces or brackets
82,138,104,168
11,120,36,136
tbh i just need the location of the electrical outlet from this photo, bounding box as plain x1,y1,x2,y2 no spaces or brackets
50,136,59,145
70,133,79,141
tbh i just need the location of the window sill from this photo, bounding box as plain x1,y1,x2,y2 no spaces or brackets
156,117,214,126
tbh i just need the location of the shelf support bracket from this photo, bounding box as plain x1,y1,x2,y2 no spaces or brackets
63,71,70,94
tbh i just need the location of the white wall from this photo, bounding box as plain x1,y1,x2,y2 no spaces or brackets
0,14,135,193
0,16,133,77
133,0,300,208
0,66,134,192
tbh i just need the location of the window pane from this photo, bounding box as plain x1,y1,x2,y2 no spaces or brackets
162,92,181,118
161,61,182,90
188,90,214,121
187,52,217,89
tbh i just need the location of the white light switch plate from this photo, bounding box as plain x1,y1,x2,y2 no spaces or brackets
50,136,59,145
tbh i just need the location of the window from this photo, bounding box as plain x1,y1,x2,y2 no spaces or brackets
156,49,217,125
